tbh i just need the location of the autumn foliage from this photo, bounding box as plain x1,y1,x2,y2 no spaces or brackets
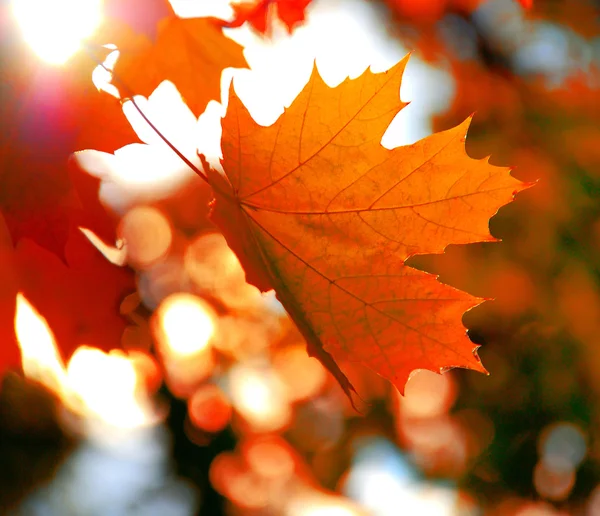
0,0,532,429
3,0,600,513
205,56,525,400
0,0,524,401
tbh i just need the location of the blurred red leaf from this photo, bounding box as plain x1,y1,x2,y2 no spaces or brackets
0,15,139,378
0,219,20,375
386,0,450,21
203,56,526,401
385,0,484,22
0,214,135,377
225,0,313,34
16,227,134,361
0,38,138,259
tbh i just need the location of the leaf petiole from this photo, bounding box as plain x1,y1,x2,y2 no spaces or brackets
82,42,210,185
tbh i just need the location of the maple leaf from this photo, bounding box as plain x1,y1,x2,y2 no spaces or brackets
0,24,138,258
0,213,135,378
226,0,313,34
15,227,135,361
109,4,248,118
203,55,527,400
0,13,136,380
0,96,129,258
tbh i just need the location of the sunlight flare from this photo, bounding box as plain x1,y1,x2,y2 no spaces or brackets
15,294,155,429
64,347,150,429
156,293,216,358
229,364,291,432
12,0,102,64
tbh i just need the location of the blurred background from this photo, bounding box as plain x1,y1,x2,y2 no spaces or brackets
1,0,600,514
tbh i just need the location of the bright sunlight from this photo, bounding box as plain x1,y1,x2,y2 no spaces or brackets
12,0,102,64
15,293,66,392
15,294,154,429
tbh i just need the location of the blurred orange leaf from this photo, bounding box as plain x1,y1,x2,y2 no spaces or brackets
111,3,248,117
203,55,526,401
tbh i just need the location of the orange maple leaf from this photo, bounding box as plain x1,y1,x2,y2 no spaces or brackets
203,55,527,400
226,0,313,34
110,10,248,117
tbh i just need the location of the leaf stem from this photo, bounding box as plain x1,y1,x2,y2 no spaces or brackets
82,42,210,185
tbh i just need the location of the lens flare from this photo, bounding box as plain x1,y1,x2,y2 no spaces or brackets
65,347,150,429
119,206,173,268
155,293,216,358
400,369,456,418
188,384,232,433
15,294,155,429
286,487,367,516
184,232,263,310
229,364,291,432
274,344,327,402
539,422,587,470
533,457,575,502
242,435,296,481
12,0,102,64
154,293,218,397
